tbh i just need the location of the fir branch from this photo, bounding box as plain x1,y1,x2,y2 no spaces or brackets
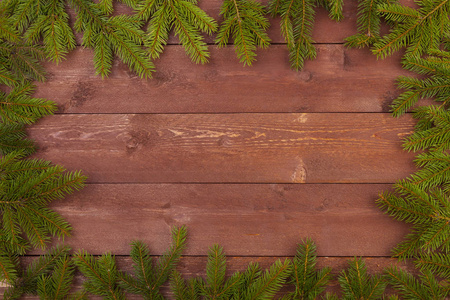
216,0,271,66
338,257,386,299
73,251,126,300
391,53,450,117
119,226,187,298
69,0,154,78
0,42,46,83
0,151,86,254
345,0,396,48
415,252,450,280
373,0,450,58
410,151,450,191
269,0,317,70
36,254,75,299
377,182,450,258
286,238,332,299
23,0,76,63
0,123,35,156
0,249,19,285
403,106,450,152
245,258,291,299
0,83,56,125
170,270,202,300
384,267,449,300
195,244,290,299
203,244,227,298
138,0,217,64
4,245,71,299
269,0,342,70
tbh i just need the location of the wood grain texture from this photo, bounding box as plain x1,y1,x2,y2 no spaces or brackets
36,45,412,113
38,183,410,256
29,113,416,183
2,256,415,299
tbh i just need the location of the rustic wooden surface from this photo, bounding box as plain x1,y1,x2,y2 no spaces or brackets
36,46,411,113
41,184,410,256
8,0,425,297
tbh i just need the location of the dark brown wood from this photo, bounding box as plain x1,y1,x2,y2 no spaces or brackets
29,113,416,184
36,184,410,256
1,256,416,299
36,45,412,113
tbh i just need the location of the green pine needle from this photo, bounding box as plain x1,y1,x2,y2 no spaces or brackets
139,0,217,64
0,123,35,156
0,83,56,125
0,151,86,254
119,225,187,298
378,182,450,259
170,270,202,300
415,253,450,280
73,251,126,299
385,267,449,300
345,0,397,48
286,238,331,299
373,0,450,58
216,0,271,66
70,0,154,78
338,257,386,299
269,0,342,70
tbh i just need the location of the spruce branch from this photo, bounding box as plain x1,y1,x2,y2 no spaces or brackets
415,253,450,280
245,258,291,299
69,0,154,78
198,244,291,299
36,253,75,299
390,53,450,117
170,270,202,300
378,182,450,258
0,83,56,125
215,0,271,66
373,0,450,58
3,0,76,63
338,257,386,299
0,123,35,156
385,267,449,300
3,245,71,299
285,238,332,299
345,0,396,48
0,248,19,287
119,225,187,299
269,0,342,70
73,251,126,300
0,151,86,254
137,0,217,64
0,35,46,83
403,106,450,152
203,244,227,298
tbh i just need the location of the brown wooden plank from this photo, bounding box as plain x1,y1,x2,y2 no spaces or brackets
36,45,412,113
36,184,410,256
29,113,416,183
3,256,415,299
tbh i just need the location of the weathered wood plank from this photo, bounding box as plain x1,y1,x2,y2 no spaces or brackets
38,184,409,256
36,45,411,113
3,256,415,298
29,113,416,184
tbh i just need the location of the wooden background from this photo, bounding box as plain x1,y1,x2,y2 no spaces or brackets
14,0,421,297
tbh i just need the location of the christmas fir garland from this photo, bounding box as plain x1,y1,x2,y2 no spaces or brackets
0,0,449,298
